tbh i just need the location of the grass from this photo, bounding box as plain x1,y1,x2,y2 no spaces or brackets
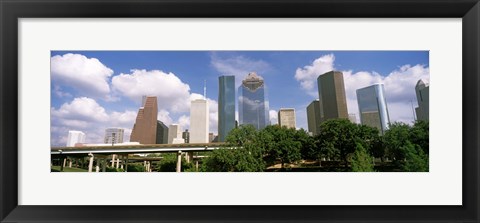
51,166,88,172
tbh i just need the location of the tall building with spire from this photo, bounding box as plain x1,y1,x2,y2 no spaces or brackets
130,96,158,144
238,72,269,130
415,79,429,121
218,75,235,142
356,83,390,135
317,71,348,123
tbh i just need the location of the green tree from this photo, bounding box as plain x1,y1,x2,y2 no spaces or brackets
261,125,302,169
402,142,429,172
351,143,374,172
410,120,429,155
383,122,412,161
295,128,317,160
202,147,265,172
126,164,145,172
202,125,265,172
155,153,193,172
318,119,358,167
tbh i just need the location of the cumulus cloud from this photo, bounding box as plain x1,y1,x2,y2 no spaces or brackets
157,109,174,126
294,54,335,96
51,97,109,122
295,54,429,124
51,53,113,99
112,69,192,113
210,53,271,88
343,65,429,124
51,97,137,146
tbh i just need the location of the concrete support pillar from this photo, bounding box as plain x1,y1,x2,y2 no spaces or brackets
195,160,199,172
69,160,72,168
96,165,100,172
185,152,193,163
176,151,182,173
63,158,67,167
111,154,116,167
125,155,129,172
120,164,124,169
88,153,94,172
116,158,120,169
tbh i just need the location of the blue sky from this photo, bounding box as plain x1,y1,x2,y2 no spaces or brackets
50,51,429,146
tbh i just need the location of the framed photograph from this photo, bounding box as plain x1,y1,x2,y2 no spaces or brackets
1,0,479,222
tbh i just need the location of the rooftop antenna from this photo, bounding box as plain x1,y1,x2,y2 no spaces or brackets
203,80,207,99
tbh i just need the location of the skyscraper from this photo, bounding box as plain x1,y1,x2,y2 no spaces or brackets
167,124,183,144
307,99,321,135
278,108,296,129
104,128,124,144
415,79,429,121
130,96,158,144
238,72,269,130
156,121,169,144
182,129,190,143
356,83,390,135
190,99,209,143
317,71,348,123
218,75,236,142
66,130,85,147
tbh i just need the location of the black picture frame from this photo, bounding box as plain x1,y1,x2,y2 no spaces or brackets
1,0,479,222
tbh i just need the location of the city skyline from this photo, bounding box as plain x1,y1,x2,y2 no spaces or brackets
51,51,429,146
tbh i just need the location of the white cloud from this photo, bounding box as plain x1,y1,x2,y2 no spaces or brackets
210,53,271,88
112,69,192,112
157,109,174,126
51,53,113,99
269,109,278,125
295,54,429,124
177,115,190,131
51,97,109,122
343,65,429,124
294,54,335,96
51,97,138,146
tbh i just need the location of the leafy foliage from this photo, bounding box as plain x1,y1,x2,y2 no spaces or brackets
410,120,429,155
202,125,265,172
351,143,374,172
156,153,193,172
401,142,429,172
383,122,412,160
126,164,145,172
261,125,302,169
317,119,359,166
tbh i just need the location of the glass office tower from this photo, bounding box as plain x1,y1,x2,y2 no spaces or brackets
238,72,269,130
218,75,236,142
415,79,429,121
356,83,390,135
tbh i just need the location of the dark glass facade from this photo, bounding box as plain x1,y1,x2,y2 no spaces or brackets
218,76,236,142
356,84,390,135
156,120,169,144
